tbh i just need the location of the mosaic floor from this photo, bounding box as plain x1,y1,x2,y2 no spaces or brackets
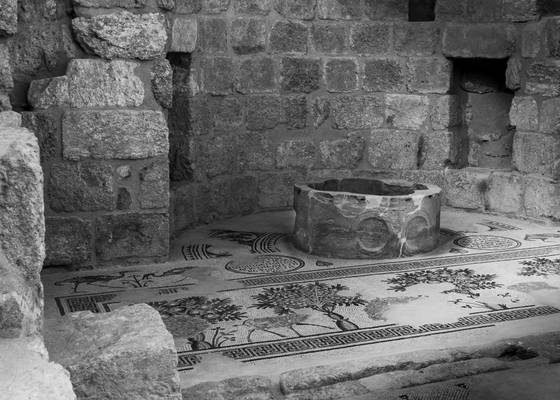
42,209,560,386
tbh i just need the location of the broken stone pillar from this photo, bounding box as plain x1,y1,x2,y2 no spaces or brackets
45,304,182,400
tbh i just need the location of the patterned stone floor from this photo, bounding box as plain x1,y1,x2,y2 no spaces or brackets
42,209,560,388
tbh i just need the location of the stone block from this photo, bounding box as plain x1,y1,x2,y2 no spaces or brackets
0,94,10,111
176,0,202,13
0,43,12,91
513,131,560,179
506,56,522,91
47,162,114,213
45,217,92,266
504,0,538,21
284,95,308,129
386,94,430,130
72,0,147,7
183,376,274,400
202,0,230,13
257,171,303,208
28,77,70,109
0,0,16,36
280,57,321,93
312,23,348,54
21,110,61,162
0,111,21,128
270,21,308,53
540,97,560,133
171,183,196,233
443,168,490,210
486,171,525,214
193,130,237,179
245,95,286,130
277,140,316,168
0,128,45,283
273,0,316,20
406,57,451,94
63,109,168,160
229,175,259,216
151,58,173,109
430,95,461,130
421,129,462,169
522,22,544,58
394,22,440,56
313,97,330,128
46,304,180,400
509,96,538,131
465,0,503,22
236,57,276,93
362,58,405,92
237,131,276,170
198,17,228,52
319,134,365,169
95,213,169,261
351,23,392,54
331,94,385,129
524,175,560,220
170,16,198,53
442,24,517,58
234,0,273,14
116,187,132,210
318,0,362,19
525,59,560,96
140,160,169,209
364,0,407,20
231,18,267,54
326,59,358,92
544,17,560,57
435,0,466,20
72,12,167,60
66,59,144,108
201,56,234,94
368,129,419,170
210,96,244,127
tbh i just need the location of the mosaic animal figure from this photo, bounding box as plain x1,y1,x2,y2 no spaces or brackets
54,271,133,293
140,266,194,281
188,332,213,351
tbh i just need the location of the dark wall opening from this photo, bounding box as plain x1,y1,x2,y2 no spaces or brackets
409,0,436,21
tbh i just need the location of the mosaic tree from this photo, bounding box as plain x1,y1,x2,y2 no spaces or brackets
519,258,560,277
251,281,366,331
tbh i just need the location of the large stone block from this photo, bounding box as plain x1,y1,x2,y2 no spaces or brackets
72,0,147,7
444,168,490,210
318,0,362,19
47,162,114,212
171,182,196,233
235,0,273,14
95,213,169,261
45,304,180,400
237,131,276,171
331,94,385,129
351,23,392,54
21,110,61,162
319,134,364,169
270,21,308,53
236,57,276,93
0,111,20,128
257,170,303,208
464,0,503,22
394,22,440,56
139,160,169,209
0,43,13,91
45,217,92,266
201,0,230,13
231,18,267,54
485,171,525,214
386,94,430,130
200,56,234,94
406,57,452,94
63,109,168,160
540,97,560,133
198,17,228,52
0,128,44,283
362,58,405,92
183,376,274,400
524,175,560,220
435,0,466,20
504,0,538,21
525,59,560,96
509,96,538,132
28,77,70,109
325,59,358,92
280,57,321,93
193,131,237,178
210,96,243,127
245,95,286,130
367,129,419,170
513,131,560,179
430,95,461,130
544,17,560,57
151,58,173,109
72,12,167,60
170,16,198,53
421,129,463,169
442,24,517,58
66,59,144,108
277,140,316,168
0,0,17,36
364,0,407,20
284,95,307,129
312,22,348,54
522,22,544,58
273,0,316,20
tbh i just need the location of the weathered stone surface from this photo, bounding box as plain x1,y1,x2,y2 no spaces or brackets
231,18,267,54
368,129,418,170
522,22,543,58
524,175,560,220
21,110,61,162
394,22,439,56
539,97,560,133
506,56,522,90
525,59,560,97
0,339,76,400
72,0,146,7
326,59,357,92
47,162,114,212
509,96,538,131
504,0,538,21
313,97,330,128
443,168,490,210
194,131,237,178
151,58,173,109
95,213,169,260
319,134,364,169
171,182,196,233
45,217,92,266
45,304,179,400
0,111,21,128
28,77,69,109
116,187,132,210
270,21,308,53
351,23,392,54
442,24,517,58
170,16,198,53
66,59,144,108
0,128,44,282
435,0,466,20
245,95,286,130
430,95,461,130
364,0,407,20
0,43,12,91
210,96,244,126
198,17,228,52
281,57,321,93
286,381,369,400
235,0,273,14
486,171,525,214
0,0,17,36
421,130,462,169
331,95,385,129
72,12,167,60
294,178,441,259
140,160,170,209
274,0,316,20
386,94,430,130
284,95,307,129
0,94,10,111
312,23,348,54
277,140,316,168
201,0,230,13
407,57,452,94
362,58,405,92
176,0,202,14
183,376,275,400
258,170,303,208
236,57,276,93
200,56,234,94
513,131,560,179
318,0,362,20
63,109,168,160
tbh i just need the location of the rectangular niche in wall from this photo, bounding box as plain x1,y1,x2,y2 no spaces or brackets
453,58,515,169
408,0,436,21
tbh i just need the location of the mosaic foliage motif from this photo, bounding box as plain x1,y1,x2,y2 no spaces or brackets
454,235,521,250
449,294,519,311
241,313,333,342
252,281,366,331
384,268,502,298
519,258,560,277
